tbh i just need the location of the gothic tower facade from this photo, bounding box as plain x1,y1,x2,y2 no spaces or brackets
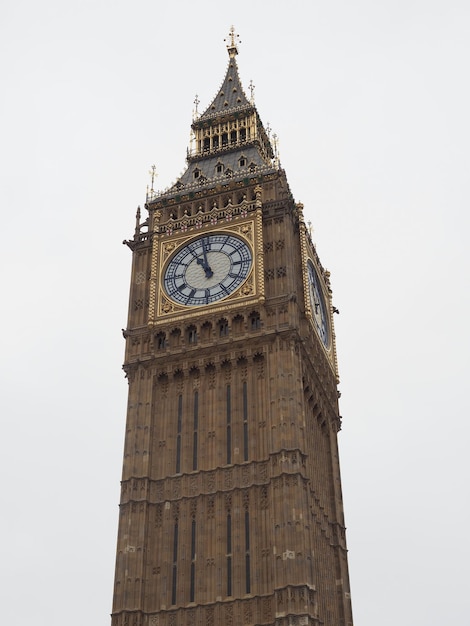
112,32,353,626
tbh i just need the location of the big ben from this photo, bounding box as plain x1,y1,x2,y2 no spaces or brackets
111,29,354,626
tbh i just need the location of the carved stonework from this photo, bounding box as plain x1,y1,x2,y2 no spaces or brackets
114,38,352,626
225,604,233,626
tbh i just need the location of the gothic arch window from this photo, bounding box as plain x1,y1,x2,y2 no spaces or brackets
212,135,219,149
157,372,169,394
203,137,210,152
186,325,197,345
201,320,212,341
205,362,215,376
232,314,244,334
253,351,264,364
219,318,229,337
193,168,200,180
239,156,246,168
156,332,166,350
170,328,181,347
189,365,200,379
216,162,224,175
249,311,261,330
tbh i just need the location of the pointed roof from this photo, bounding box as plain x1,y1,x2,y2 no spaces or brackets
198,47,251,121
148,29,278,202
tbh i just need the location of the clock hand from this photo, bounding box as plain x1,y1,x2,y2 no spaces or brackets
196,238,213,278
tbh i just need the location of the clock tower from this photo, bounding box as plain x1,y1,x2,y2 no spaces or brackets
112,30,354,626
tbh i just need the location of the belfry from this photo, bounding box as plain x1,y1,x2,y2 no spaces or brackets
111,28,354,626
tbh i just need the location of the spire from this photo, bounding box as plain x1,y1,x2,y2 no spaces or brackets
198,27,250,121
149,29,277,200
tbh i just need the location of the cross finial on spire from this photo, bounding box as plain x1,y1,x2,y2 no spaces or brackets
272,133,280,168
149,164,157,193
225,26,240,58
193,94,200,120
248,79,255,104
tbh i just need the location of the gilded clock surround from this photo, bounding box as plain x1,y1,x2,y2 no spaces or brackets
148,190,265,326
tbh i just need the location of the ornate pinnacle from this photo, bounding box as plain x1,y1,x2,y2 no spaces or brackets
193,94,200,120
149,164,157,192
225,25,240,58
249,79,255,104
146,165,157,202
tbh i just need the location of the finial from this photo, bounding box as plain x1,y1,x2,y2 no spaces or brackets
266,122,271,138
146,165,157,202
272,133,280,168
225,26,240,58
248,79,255,104
149,165,157,193
134,206,141,237
193,94,200,120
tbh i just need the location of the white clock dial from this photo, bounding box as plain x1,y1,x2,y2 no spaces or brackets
307,260,329,347
163,233,252,306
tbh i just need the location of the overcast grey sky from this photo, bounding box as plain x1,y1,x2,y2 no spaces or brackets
1,1,469,624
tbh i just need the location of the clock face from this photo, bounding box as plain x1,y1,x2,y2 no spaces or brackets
307,260,329,347
163,233,252,306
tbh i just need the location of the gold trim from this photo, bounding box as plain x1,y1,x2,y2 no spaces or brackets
152,218,258,322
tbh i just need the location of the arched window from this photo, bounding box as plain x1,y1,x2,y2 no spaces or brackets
170,328,181,347
187,325,197,345
156,332,166,350
249,311,261,330
219,318,229,337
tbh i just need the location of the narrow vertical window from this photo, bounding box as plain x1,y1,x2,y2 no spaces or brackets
171,521,179,605
250,312,261,330
176,394,182,473
219,318,228,336
245,510,251,594
156,332,166,349
243,381,248,462
193,391,198,471
227,513,232,596
226,384,231,464
227,513,232,554
190,518,196,602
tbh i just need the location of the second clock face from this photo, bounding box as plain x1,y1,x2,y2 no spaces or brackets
163,233,252,306
307,260,329,347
